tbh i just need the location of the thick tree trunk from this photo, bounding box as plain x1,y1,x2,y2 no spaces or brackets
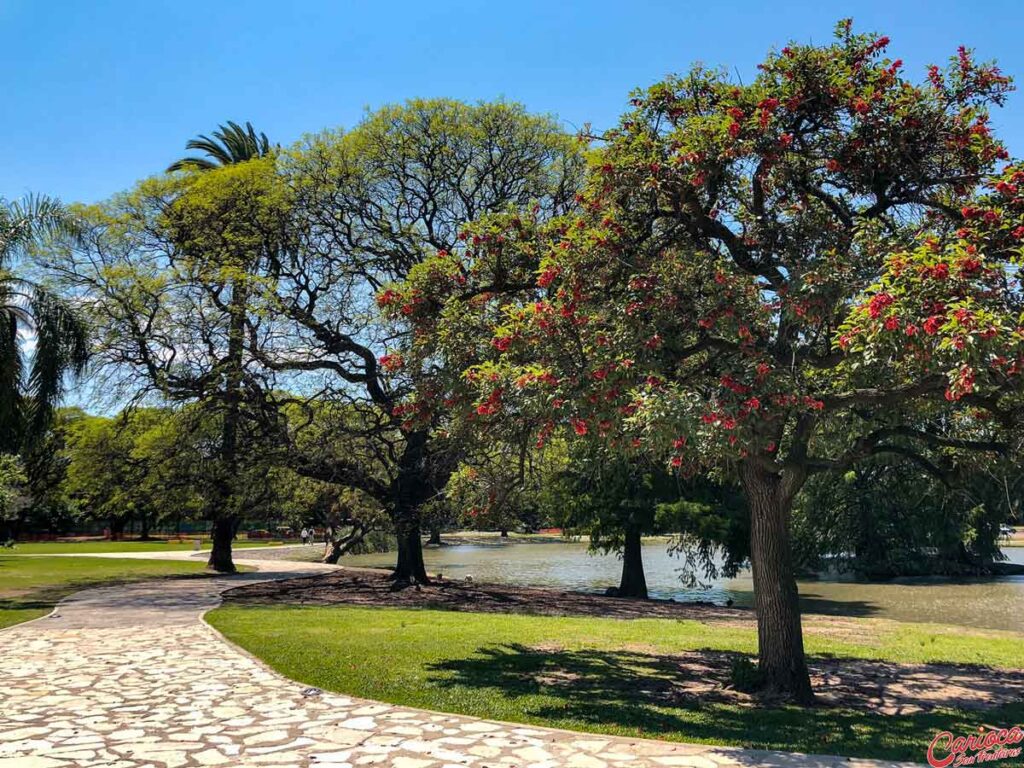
739,460,814,704
389,430,432,585
139,513,152,541
499,528,509,538
393,523,428,584
323,544,342,564
207,516,237,573
618,523,648,599
427,527,442,546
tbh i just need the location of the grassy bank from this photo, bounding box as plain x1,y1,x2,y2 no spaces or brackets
208,603,1024,762
6,539,283,554
0,554,211,628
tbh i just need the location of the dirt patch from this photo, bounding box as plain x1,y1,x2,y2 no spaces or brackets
465,645,1024,714
222,567,752,622
713,651,1024,713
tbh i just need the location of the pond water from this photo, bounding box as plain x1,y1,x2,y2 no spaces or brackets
342,540,1024,632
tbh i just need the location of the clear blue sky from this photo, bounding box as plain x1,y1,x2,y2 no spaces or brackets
3,0,1023,205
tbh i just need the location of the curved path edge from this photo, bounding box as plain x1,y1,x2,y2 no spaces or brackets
0,551,923,768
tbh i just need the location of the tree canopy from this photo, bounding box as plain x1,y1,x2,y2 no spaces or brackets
391,22,1024,700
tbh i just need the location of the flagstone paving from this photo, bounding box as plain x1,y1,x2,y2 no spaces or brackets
0,553,922,767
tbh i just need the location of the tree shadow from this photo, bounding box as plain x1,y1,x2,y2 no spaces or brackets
425,643,1024,761
722,587,884,619
0,596,54,612
798,594,882,618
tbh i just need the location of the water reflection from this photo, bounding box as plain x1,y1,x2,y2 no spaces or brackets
342,541,1024,632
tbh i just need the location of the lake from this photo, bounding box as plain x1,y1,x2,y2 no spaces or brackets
342,539,1024,632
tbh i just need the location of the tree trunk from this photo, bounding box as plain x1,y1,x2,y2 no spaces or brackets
389,430,432,585
211,279,247,572
322,523,370,564
739,460,814,704
207,516,237,573
499,528,509,538
139,513,152,541
393,523,428,583
617,523,648,599
427,526,442,546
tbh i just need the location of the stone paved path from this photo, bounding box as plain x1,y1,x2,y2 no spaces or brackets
0,553,923,768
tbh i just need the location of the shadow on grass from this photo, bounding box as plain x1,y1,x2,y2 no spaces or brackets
426,643,1024,761
0,596,54,612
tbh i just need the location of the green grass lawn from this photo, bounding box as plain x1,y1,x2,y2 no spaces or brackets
6,539,284,554
208,604,1024,762
0,554,212,628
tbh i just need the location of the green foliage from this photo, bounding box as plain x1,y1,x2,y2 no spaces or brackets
544,447,672,551
167,121,274,172
729,656,764,693
443,438,567,534
63,410,158,529
658,479,750,584
0,453,26,523
0,195,89,450
793,455,1015,576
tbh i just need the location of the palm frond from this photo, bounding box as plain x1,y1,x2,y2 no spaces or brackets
167,121,276,172
0,198,87,449
0,301,25,453
0,194,82,265
24,285,89,439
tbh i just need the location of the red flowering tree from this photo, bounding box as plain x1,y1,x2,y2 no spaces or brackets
391,22,1024,701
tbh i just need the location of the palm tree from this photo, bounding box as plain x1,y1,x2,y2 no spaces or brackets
0,195,89,452
167,121,273,172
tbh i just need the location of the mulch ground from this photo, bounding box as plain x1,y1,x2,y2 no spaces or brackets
223,566,751,622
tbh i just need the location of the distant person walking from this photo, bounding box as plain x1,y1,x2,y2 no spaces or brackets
300,527,309,545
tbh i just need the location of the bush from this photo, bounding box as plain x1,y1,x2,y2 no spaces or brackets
729,656,764,693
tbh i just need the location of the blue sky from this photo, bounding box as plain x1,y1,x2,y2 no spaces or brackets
3,0,1023,205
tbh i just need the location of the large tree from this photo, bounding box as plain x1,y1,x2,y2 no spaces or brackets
62,410,165,538
167,122,277,570
394,24,1024,700
48,155,288,571
251,98,583,582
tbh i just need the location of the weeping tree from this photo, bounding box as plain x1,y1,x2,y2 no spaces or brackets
0,195,89,453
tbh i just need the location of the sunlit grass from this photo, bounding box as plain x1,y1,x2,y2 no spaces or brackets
0,555,212,628
7,539,283,554
209,603,1024,762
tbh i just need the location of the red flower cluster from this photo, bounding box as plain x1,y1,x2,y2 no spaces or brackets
867,292,894,318
476,388,503,416
378,353,404,372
